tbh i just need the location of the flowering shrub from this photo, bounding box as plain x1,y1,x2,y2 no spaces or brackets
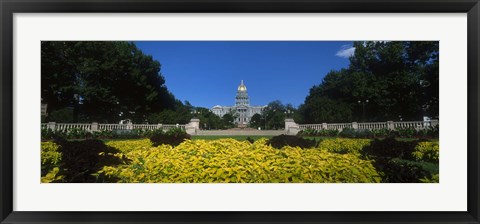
420,174,439,183
41,141,62,179
105,139,153,153
99,138,382,183
412,141,439,163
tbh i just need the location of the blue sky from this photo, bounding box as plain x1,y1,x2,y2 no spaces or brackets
135,41,354,108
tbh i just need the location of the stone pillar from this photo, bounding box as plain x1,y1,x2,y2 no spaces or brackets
157,123,163,131
47,122,56,130
186,118,200,135
127,123,133,130
322,123,328,130
387,121,395,130
91,122,98,132
352,122,358,130
284,118,300,135
431,119,439,127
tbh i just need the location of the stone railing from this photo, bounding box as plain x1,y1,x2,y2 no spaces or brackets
394,121,435,129
357,122,389,130
132,124,160,130
42,119,200,135
54,123,92,131
327,123,353,130
97,123,130,131
286,119,438,135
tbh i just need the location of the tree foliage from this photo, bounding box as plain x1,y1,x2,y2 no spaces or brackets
249,114,263,129
298,41,439,123
41,41,177,123
257,100,297,130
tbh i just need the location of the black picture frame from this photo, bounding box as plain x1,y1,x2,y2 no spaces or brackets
1,0,479,223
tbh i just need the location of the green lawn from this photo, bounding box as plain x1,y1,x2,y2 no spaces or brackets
191,135,274,141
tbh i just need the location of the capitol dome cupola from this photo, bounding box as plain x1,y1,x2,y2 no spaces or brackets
237,80,247,92
235,80,249,106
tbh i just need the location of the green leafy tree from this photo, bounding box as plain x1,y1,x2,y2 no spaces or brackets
262,100,296,130
249,114,262,129
221,113,236,129
298,41,439,123
41,41,177,123
195,107,223,130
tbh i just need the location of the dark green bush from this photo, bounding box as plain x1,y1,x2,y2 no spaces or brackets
150,128,190,147
298,128,317,136
297,129,338,137
42,128,162,140
375,158,438,183
319,129,340,137
67,128,89,139
362,137,417,160
53,138,129,183
370,128,394,138
420,125,439,138
267,135,317,149
246,136,255,144
92,130,114,139
297,125,438,139
360,138,439,183
392,126,439,139
131,129,155,138
394,127,417,138
41,128,68,141
339,128,373,138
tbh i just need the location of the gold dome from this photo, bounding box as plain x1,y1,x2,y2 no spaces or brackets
237,80,247,92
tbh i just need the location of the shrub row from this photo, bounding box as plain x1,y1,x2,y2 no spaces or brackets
41,127,186,141
298,126,439,139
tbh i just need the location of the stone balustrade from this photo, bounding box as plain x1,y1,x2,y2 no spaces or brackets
42,120,193,134
289,120,439,135
327,123,353,130
42,119,438,137
54,123,92,131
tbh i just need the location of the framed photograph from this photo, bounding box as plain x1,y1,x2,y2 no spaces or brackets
1,0,479,223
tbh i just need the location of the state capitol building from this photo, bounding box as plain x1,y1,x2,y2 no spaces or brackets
211,80,267,127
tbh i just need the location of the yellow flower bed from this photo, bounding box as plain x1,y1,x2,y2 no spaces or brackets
412,141,439,163
99,138,382,183
41,142,64,183
318,138,371,155
105,139,153,153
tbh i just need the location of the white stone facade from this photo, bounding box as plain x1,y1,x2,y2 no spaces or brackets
211,80,266,126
